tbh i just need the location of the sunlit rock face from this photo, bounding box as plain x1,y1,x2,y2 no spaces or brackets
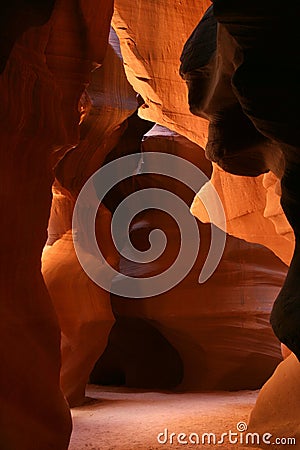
262,172,294,247
113,0,211,148
0,0,113,448
91,125,287,391
43,193,116,408
42,28,139,407
113,0,294,272
191,167,294,266
247,353,300,450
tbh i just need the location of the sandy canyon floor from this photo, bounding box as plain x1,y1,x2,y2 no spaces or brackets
69,385,261,450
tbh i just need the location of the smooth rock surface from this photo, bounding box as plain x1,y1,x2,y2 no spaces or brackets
181,2,300,441
248,353,300,449
0,0,114,448
191,166,294,266
42,27,138,407
92,126,287,391
114,0,295,270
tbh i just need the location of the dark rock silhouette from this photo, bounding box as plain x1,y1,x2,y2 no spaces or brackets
180,2,300,361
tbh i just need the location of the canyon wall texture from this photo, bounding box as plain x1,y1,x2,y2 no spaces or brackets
180,2,300,447
2,1,299,449
90,125,287,392
0,0,114,448
113,0,294,268
191,168,294,266
42,27,138,407
113,0,211,147
181,1,299,357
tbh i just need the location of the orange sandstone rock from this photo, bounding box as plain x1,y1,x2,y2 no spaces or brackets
43,209,116,407
191,166,294,266
113,0,294,268
0,0,113,448
91,126,287,391
113,0,210,147
42,28,138,407
248,353,300,449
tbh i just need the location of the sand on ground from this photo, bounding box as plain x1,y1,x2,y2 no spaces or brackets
69,385,261,450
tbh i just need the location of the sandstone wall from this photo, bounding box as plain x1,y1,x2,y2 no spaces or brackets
0,1,114,448
113,0,294,267
42,27,139,407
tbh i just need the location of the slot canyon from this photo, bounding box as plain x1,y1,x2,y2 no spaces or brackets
0,1,299,449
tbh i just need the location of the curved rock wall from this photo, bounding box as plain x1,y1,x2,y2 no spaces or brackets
180,2,300,446
113,0,294,270
0,0,113,448
113,0,211,147
2,2,299,448
42,27,139,407
182,1,300,359
91,125,287,391
191,167,294,266
248,353,300,449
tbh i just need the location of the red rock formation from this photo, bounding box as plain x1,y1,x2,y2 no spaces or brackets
54,28,139,198
248,353,300,449
0,1,55,73
180,2,300,442
111,232,285,390
180,4,294,266
42,28,139,407
113,0,294,270
91,125,287,391
194,0,300,361
90,315,184,389
43,197,117,407
113,0,211,147
0,0,113,448
191,167,294,266
2,1,297,447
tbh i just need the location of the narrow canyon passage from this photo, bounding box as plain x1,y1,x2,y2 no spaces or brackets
1,2,300,450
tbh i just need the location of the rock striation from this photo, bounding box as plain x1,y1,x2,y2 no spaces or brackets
42,27,140,407
114,0,294,269
113,0,211,147
91,125,287,391
2,2,299,447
